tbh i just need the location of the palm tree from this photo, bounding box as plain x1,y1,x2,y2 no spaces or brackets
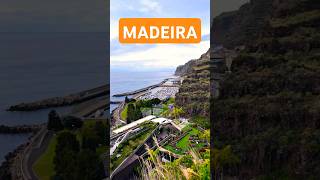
161,104,170,118
172,107,184,120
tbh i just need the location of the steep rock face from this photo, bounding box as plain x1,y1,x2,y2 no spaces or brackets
175,50,211,117
211,0,273,48
213,0,320,179
175,59,197,76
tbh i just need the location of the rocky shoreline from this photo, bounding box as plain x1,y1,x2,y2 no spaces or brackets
0,124,49,180
0,126,39,180
0,143,27,179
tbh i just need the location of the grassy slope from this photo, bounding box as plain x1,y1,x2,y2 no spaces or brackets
120,104,128,120
33,136,57,180
33,119,108,180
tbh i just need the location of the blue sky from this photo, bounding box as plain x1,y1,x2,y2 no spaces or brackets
110,0,210,70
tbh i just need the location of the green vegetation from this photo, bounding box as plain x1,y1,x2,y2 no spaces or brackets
191,116,210,129
270,10,320,28
164,125,205,155
177,127,199,150
96,145,108,156
52,130,105,180
53,131,80,179
175,56,210,117
62,116,83,130
161,105,184,120
47,110,63,131
80,120,106,151
211,0,320,179
35,115,107,180
120,104,128,120
141,141,210,180
111,122,156,171
212,146,240,180
126,103,142,123
176,135,189,150
33,136,57,180
121,98,162,122
47,110,83,131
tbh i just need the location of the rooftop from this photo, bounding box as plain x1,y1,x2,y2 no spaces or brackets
113,115,156,134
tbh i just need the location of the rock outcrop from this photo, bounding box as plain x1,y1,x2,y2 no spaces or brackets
175,50,212,117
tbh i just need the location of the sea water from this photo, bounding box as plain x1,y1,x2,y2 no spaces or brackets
0,32,108,163
110,69,175,112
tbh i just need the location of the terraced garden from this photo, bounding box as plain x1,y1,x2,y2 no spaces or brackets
110,122,157,171
164,125,206,155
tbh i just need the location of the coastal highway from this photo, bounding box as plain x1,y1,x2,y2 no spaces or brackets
10,124,49,180
111,102,126,126
7,86,110,180
70,95,109,118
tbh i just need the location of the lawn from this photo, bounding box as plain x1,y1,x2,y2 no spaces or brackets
176,134,190,150
164,145,184,155
165,127,201,154
33,135,57,180
120,104,128,120
175,128,199,151
33,119,108,180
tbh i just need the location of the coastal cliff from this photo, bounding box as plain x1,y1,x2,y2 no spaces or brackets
212,0,320,179
211,0,273,48
175,59,197,76
176,0,320,178
175,50,211,117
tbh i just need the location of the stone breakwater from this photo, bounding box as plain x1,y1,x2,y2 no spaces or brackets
7,85,109,111
112,79,168,97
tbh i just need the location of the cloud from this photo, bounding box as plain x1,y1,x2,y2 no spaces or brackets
110,0,211,70
110,19,119,40
111,40,210,69
138,0,162,14
110,0,163,41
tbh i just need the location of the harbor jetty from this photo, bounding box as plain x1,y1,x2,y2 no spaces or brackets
7,85,109,111
112,79,168,97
